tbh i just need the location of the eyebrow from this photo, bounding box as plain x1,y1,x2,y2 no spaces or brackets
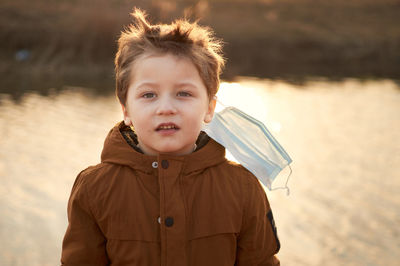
133,81,159,90
176,82,199,89
134,81,199,90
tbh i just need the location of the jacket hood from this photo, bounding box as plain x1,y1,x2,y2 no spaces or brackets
101,121,227,175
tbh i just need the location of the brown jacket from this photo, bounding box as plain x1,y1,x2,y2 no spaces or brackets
61,121,280,266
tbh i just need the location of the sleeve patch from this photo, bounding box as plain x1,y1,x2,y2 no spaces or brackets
267,210,281,253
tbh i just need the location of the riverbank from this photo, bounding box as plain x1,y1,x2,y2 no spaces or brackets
1,0,399,96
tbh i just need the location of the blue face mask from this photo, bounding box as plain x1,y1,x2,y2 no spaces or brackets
203,106,292,194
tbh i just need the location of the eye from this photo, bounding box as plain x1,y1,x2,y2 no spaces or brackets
177,91,192,97
142,92,156,99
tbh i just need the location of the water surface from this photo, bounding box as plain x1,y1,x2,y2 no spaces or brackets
0,78,399,265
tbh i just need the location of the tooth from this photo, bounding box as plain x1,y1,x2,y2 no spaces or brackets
159,125,176,130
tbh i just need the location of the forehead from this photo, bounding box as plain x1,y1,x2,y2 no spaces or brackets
130,52,200,82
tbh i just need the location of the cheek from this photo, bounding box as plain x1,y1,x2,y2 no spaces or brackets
132,116,148,128
127,109,144,129
186,110,207,129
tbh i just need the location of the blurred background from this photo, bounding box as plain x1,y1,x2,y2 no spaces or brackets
0,0,399,265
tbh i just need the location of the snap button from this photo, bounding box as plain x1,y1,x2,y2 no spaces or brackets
161,160,169,169
157,217,161,224
165,217,174,227
152,162,158,168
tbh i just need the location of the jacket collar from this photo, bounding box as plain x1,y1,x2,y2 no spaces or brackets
101,121,226,175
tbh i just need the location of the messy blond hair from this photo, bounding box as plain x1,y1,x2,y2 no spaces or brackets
115,8,224,105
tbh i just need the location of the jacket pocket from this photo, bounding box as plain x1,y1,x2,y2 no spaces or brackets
187,205,241,240
106,222,161,266
186,207,241,266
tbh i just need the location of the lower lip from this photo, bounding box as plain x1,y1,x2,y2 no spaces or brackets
157,129,179,136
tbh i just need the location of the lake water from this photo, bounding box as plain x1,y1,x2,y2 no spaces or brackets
0,77,399,265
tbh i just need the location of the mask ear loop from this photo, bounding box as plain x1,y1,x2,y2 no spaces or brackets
270,164,292,196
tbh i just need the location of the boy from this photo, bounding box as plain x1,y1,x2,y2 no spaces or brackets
61,8,280,266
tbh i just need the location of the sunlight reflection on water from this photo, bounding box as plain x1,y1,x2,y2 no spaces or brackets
0,78,399,266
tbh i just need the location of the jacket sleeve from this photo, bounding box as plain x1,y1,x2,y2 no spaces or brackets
61,171,109,265
235,173,280,266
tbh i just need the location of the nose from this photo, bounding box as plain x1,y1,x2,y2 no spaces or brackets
156,95,177,115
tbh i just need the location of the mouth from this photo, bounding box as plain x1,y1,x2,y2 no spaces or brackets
156,123,180,131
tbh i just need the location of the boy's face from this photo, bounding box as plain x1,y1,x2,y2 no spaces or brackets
121,53,216,156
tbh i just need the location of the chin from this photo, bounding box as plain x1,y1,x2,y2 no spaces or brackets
158,145,191,156
156,145,179,153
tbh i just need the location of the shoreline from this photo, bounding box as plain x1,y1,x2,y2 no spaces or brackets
1,61,399,102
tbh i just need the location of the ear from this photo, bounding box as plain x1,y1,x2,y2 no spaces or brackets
121,103,132,126
204,97,217,123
